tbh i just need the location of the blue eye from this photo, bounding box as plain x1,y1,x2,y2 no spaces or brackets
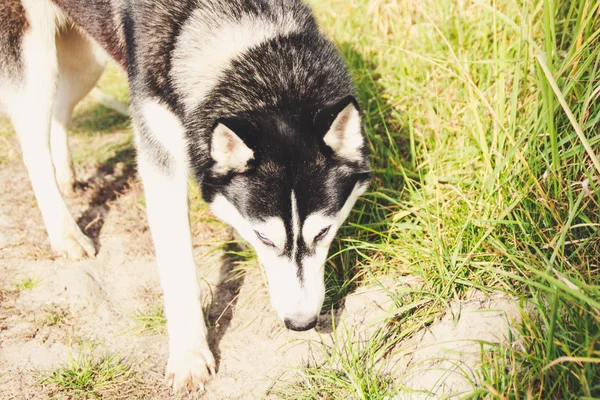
255,230,275,247
315,226,331,242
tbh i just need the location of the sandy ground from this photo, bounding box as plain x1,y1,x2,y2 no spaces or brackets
0,107,521,399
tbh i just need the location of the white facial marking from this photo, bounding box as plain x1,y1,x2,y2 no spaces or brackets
210,194,286,249
303,213,336,245
210,123,254,175
336,181,369,225
209,193,323,323
291,190,300,261
209,194,246,232
301,181,369,249
253,217,286,250
323,102,364,163
172,13,299,112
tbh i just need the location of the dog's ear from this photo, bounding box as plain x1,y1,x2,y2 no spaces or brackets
210,120,255,175
317,96,365,163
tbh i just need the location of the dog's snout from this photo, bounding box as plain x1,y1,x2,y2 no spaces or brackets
284,316,318,331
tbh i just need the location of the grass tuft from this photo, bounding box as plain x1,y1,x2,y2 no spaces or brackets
128,306,167,336
40,353,141,400
39,304,71,328
14,276,40,292
277,325,396,400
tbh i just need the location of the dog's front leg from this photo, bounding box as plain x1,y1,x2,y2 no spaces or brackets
135,101,215,393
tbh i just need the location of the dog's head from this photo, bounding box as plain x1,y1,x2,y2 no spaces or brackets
202,96,370,331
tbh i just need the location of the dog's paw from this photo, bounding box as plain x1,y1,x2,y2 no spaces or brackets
166,346,216,394
51,226,96,260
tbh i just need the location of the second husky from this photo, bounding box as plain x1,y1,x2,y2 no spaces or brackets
0,0,371,393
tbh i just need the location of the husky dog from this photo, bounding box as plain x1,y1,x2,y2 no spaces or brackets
0,0,371,393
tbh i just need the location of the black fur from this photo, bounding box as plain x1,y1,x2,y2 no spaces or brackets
0,0,28,82
128,0,197,114
193,31,371,265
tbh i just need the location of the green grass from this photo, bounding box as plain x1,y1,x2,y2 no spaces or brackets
292,0,600,398
70,104,129,136
276,324,394,400
70,130,134,168
40,304,71,328
69,61,133,169
96,63,130,104
40,353,141,399
14,276,40,291
128,306,167,336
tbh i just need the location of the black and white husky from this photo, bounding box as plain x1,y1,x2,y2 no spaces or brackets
0,0,371,393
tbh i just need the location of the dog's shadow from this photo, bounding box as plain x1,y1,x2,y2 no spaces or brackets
71,102,136,243
76,146,137,243
205,242,247,369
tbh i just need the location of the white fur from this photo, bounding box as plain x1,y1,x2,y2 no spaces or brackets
210,192,324,322
172,13,299,112
135,102,215,390
253,217,287,250
260,246,325,324
303,212,335,244
8,1,95,259
210,123,254,175
290,191,300,260
302,181,369,246
209,195,288,253
334,181,370,225
141,100,189,163
323,103,364,163
209,193,253,239
53,25,107,194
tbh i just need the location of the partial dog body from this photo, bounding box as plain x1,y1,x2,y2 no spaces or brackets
0,0,370,393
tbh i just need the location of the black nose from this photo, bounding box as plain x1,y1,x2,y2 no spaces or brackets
284,317,318,331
